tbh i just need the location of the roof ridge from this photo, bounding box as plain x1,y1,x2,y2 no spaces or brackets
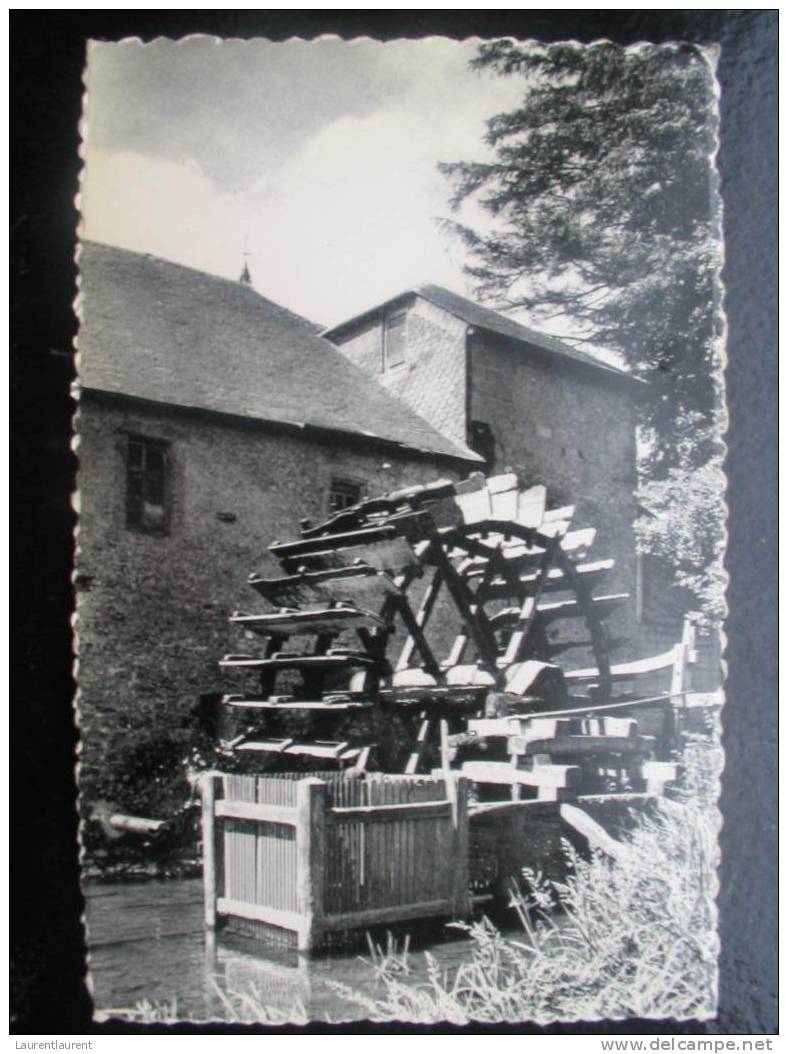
416,281,511,315
413,283,630,377
80,239,324,330
77,241,481,464
323,281,633,380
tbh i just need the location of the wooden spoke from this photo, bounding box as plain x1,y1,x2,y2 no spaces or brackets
394,594,443,682
219,474,661,787
396,568,444,672
404,713,433,775
428,529,499,674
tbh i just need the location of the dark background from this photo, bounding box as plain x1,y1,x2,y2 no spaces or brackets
10,10,778,1035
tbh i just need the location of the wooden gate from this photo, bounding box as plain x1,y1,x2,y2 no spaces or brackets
202,772,469,952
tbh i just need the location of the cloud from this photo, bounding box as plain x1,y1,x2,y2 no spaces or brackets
80,149,249,281
78,45,524,326
80,126,471,327
243,110,472,323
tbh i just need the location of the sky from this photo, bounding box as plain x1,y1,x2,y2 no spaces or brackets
80,37,525,327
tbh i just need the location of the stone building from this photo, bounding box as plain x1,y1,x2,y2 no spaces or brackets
75,244,711,817
324,286,720,690
75,243,480,809
323,286,653,661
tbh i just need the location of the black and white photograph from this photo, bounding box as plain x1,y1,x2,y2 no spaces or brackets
12,16,773,1032
72,32,727,1027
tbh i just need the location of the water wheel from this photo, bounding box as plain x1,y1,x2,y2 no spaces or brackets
217,473,630,776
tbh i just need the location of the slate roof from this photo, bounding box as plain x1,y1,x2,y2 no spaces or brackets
323,283,634,381
76,242,481,463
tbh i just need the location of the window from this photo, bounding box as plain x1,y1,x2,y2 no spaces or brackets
329,478,363,514
126,435,170,534
469,419,496,470
383,310,407,370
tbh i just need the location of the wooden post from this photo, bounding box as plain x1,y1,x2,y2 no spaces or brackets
296,778,327,953
559,804,632,865
660,700,678,759
668,617,696,748
439,718,451,776
448,775,470,917
201,771,219,930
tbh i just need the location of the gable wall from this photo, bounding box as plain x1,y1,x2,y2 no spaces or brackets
333,304,687,663
329,296,468,452
468,330,661,662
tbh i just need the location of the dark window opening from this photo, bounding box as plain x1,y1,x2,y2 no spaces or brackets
468,419,496,470
383,310,407,370
329,478,363,514
127,435,170,534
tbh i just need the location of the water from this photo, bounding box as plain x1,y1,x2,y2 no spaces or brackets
84,879,498,1023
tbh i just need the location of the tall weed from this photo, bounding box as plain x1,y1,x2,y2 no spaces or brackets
332,736,721,1024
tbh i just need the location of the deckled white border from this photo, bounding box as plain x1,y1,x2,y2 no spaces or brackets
72,33,728,1028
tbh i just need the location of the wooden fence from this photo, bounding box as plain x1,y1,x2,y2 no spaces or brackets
201,771,470,952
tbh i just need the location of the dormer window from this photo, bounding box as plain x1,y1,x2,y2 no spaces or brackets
383,310,407,370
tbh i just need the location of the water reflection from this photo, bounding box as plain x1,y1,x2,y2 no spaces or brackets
85,878,487,1024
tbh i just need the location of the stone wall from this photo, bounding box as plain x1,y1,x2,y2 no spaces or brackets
333,303,690,666
74,394,460,807
329,295,469,452
468,329,664,662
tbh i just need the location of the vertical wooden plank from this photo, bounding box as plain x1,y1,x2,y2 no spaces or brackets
359,781,366,905
350,820,358,912
296,778,326,953
426,799,437,901
383,787,392,905
255,779,264,908
394,816,403,905
670,617,697,745
412,782,422,904
369,782,380,911
450,776,471,917
405,785,413,905
392,782,403,904
439,719,451,777
670,641,687,699
222,775,233,902
201,772,218,929
239,776,252,907
374,813,382,910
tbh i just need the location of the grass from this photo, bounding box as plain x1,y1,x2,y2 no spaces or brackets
101,729,722,1026
96,997,180,1024
330,732,722,1024
102,983,308,1026
207,980,308,1025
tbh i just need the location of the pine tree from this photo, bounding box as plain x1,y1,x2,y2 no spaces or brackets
441,40,722,474
441,41,724,613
